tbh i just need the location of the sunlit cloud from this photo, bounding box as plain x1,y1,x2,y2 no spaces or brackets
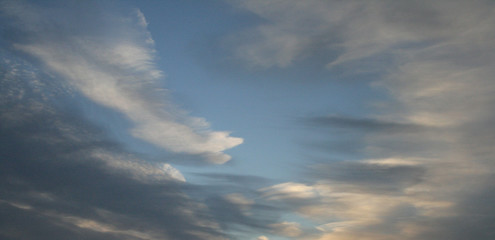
256,235,269,240
260,182,318,201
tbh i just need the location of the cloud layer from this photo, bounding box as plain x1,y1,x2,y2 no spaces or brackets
0,54,229,239
229,0,495,239
2,0,495,239
2,0,242,164
0,1,253,239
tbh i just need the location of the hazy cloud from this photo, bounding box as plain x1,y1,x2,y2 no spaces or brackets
310,160,426,194
3,0,495,239
232,0,495,239
306,115,427,134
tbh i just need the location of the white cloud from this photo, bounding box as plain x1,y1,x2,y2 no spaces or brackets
260,182,317,200
135,9,149,28
93,150,186,182
362,157,423,166
161,163,186,182
10,3,242,164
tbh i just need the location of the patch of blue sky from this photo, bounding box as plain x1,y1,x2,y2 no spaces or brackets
125,1,386,183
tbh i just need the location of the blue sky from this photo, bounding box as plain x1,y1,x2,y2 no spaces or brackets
126,0,380,182
1,0,495,240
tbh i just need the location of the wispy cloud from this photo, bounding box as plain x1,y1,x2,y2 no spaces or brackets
2,1,242,164
0,53,230,239
306,115,429,133
230,0,495,239
0,1,258,239
3,0,495,239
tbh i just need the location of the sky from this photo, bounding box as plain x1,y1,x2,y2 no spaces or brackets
1,0,495,239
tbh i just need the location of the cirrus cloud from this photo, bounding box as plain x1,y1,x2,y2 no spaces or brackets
3,0,242,164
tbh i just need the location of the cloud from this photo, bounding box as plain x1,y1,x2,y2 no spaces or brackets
201,190,279,234
0,48,240,239
1,0,242,164
0,2,261,239
3,0,495,239
195,173,271,187
261,179,454,239
92,151,186,183
228,0,491,70
306,115,428,134
260,182,318,201
309,159,426,193
232,0,495,239
224,193,254,208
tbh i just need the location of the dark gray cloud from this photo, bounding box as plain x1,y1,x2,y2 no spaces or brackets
300,115,436,162
204,196,277,232
306,115,428,133
194,173,271,187
182,174,283,236
0,0,242,164
310,161,426,194
398,176,495,240
0,54,230,239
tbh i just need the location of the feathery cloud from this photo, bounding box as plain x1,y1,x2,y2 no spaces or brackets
3,1,242,164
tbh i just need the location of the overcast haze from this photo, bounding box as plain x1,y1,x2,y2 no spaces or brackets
1,0,495,239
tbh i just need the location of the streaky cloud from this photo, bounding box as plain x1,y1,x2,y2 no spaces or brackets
2,0,242,164
194,173,271,187
309,160,426,193
306,115,428,133
0,55,227,240
231,0,495,239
